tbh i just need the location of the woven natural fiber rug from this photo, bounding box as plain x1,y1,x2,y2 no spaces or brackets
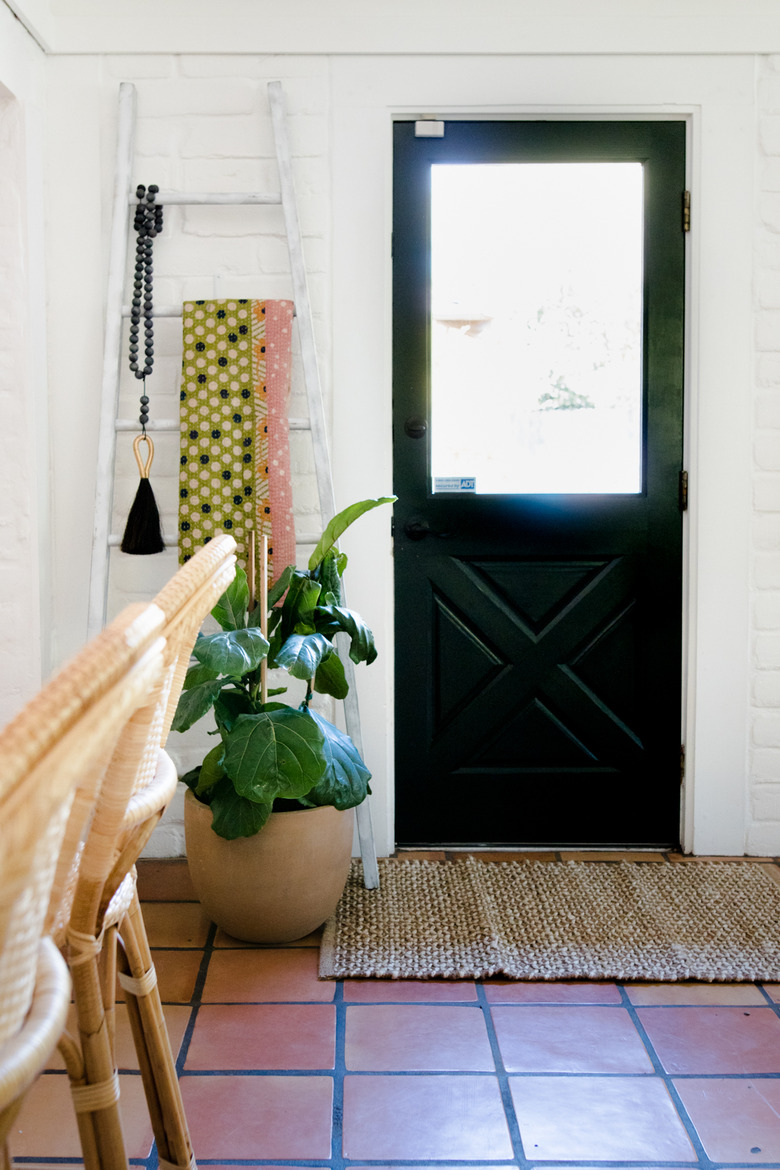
319,858,780,982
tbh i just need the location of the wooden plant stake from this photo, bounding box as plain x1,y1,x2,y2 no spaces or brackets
247,528,256,611
246,529,268,705
260,534,269,705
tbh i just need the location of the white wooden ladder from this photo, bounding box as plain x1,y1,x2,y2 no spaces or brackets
88,80,379,888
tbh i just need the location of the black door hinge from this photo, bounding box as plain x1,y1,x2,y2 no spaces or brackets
679,470,689,512
680,744,686,785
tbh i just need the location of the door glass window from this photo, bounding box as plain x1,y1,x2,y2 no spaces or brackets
430,162,644,495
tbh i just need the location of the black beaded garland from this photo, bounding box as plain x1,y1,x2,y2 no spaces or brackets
121,183,165,556
129,183,164,428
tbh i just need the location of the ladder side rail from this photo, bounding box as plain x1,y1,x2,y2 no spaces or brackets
91,81,381,881
269,81,379,888
268,81,335,522
87,81,137,639
341,656,379,887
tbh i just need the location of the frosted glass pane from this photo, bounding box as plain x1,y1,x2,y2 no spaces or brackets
430,162,644,494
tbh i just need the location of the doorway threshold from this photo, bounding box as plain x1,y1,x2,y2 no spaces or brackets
393,846,682,862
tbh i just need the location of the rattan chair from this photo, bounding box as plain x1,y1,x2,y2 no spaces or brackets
114,534,237,1170
0,940,70,1170
54,535,237,1170
0,603,166,1170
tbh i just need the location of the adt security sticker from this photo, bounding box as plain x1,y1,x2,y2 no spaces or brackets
433,477,477,493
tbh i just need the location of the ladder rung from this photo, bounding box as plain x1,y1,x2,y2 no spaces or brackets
128,191,281,206
108,532,319,547
91,81,378,889
115,419,179,432
122,305,182,318
114,418,311,432
121,304,300,319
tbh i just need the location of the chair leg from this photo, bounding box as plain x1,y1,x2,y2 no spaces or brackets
67,946,130,1170
1,1098,24,1170
100,925,119,1058
117,891,196,1170
57,1029,102,1170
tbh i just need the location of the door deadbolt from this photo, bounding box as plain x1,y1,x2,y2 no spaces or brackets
404,417,427,439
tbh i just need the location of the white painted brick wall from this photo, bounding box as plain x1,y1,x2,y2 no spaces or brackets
750,54,780,854
0,84,43,723
95,57,331,856
34,44,780,858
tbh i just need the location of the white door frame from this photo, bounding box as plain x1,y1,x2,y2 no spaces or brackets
330,54,755,856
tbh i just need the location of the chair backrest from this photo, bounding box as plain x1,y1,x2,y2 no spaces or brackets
153,534,238,745
0,603,166,1047
63,534,238,942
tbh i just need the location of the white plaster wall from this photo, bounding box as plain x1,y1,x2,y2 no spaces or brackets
3,0,52,50
0,3,48,723
750,54,780,853
7,0,780,856
45,55,329,649
44,49,758,859
330,54,756,859
44,55,333,855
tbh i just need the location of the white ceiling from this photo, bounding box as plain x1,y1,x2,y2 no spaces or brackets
8,0,780,57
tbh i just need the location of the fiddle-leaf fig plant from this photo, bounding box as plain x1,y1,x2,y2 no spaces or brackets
172,496,395,841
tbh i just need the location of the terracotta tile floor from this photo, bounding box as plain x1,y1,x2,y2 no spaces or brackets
12,851,780,1168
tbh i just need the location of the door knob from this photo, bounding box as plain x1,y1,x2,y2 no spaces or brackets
404,518,451,541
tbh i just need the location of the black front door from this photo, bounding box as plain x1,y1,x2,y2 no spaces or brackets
393,120,686,848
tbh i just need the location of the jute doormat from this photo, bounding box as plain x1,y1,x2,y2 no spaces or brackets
319,858,780,982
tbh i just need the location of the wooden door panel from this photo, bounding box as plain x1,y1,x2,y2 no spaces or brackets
416,553,644,763
393,119,685,847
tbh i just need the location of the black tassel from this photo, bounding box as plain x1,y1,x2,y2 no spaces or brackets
121,433,165,555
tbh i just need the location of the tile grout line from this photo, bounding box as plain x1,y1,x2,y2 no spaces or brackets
332,979,346,1170
178,919,218,1060
160,919,218,1170
618,983,716,1169
136,883,780,1167
475,982,529,1167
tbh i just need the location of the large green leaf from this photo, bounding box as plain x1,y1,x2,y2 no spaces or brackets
275,632,333,681
316,549,346,604
212,567,249,630
182,661,222,690
305,710,371,809
207,776,274,840
266,563,295,609
194,742,226,797
313,650,349,700
178,765,201,793
213,687,256,733
223,709,326,804
264,609,284,664
308,497,396,571
315,605,377,665
172,679,226,732
280,572,321,636
193,627,268,677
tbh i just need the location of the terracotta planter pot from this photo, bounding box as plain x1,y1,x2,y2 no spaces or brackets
184,788,355,943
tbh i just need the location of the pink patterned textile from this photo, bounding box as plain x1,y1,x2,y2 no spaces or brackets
252,299,297,582
179,298,296,586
